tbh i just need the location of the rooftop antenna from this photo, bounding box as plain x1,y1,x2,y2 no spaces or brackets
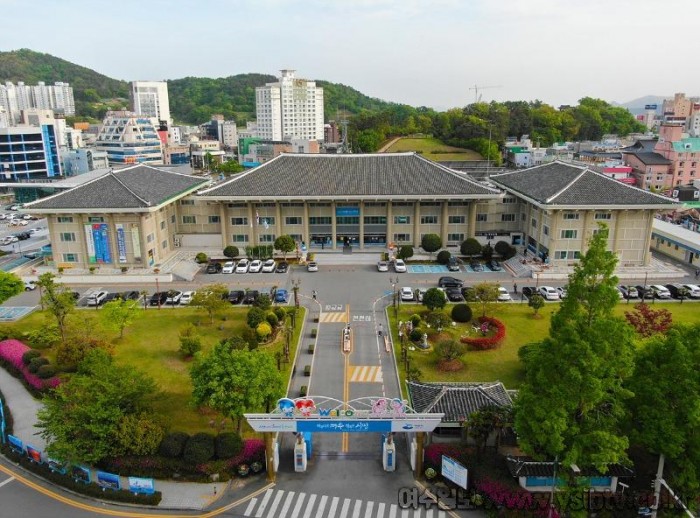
469,84,502,104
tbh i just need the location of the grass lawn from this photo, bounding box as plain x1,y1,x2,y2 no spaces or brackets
1,305,305,435
389,301,700,391
383,137,482,161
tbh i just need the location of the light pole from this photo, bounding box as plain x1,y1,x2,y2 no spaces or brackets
390,275,399,317
291,277,301,308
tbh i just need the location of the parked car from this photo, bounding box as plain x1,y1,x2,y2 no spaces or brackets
102,292,121,304
635,285,655,300
394,259,407,273
521,286,537,298
228,290,245,304
242,290,259,304
415,288,427,302
489,260,503,272
470,261,484,272
23,280,36,291
166,290,183,305
377,260,389,272
179,291,196,305
400,287,415,301
206,262,222,274
276,261,289,273
87,291,109,306
665,284,689,300
445,287,464,302
222,261,236,274
1,236,18,245
275,288,289,303
618,285,639,299
447,257,461,272
497,286,512,302
249,259,263,273
261,259,276,273
538,286,560,301
649,285,671,299
556,286,567,299
682,284,700,298
15,231,31,240
149,291,169,306
235,259,250,273
307,261,318,272
118,290,141,301
438,276,463,288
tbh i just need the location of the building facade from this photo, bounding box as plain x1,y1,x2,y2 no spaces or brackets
95,111,163,165
255,70,324,141
129,81,171,125
654,124,700,187
0,81,75,124
0,123,62,181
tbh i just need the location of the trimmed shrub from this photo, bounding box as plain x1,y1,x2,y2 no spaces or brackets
308,343,315,354
436,250,451,265
494,240,511,257
246,307,266,329
300,385,308,397
265,312,279,328
36,365,56,379
158,431,190,459
274,307,286,322
304,365,311,376
223,245,239,259
451,303,473,323
195,252,209,264
215,432,243,460
409,328,422,342
481,244,494,261
28,356,49,373
397,245,414,260
410,314,421,327
22,350,41,365
460,316,506,350
311,328,318,338
256,322,272,340
183,432,216,465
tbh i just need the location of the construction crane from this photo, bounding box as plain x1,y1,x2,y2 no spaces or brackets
469,84,502,103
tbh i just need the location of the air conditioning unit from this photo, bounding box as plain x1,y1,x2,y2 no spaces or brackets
173,238,181,248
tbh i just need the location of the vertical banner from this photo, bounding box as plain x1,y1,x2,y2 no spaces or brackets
0,397,6,444
147,249,155,267
91,224,112,264
84,224,97,263
131,224,142,261
115,224,127,263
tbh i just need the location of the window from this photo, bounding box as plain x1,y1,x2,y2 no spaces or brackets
57,216,73,223
393,233,411,242
309,216,332,225
501,214,516,222
531,218,537,228
259,234,275,243
87,216,104,223
182,215,196,224
227,202,246,208
394,215,411,224
232,234,249,243
543,225,550,236
171,215,176,223
364,202,386,207
447,233,465,242
286,216,303,225
146,233,155,243
448,215,466,224
561,229,578,239
180,199,194,206
554,250,581,260
260,216,276,225
392,202,413,207
336,216,359,225
420,201,440,207
420,215,438,224
476,213,488,222
59,232,76,242
595,213,612,220
160,221,166,230
563,212,580,220
364,216,387,225
162,240,168,249
447,201,469,206
289,234,302,242
256,202,276,208
62,253,78,262
503,197,517,204
231,217,248,226
208,216,220,224
280,202,304,207
309,202,331,208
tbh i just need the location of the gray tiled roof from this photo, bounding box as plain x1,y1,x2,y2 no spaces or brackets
490,161,677,207
406,381,512,422
199,153,501,198
629,152,671,166
506,456,634,478
26,165,208,210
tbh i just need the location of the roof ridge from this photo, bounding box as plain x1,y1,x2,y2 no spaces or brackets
413,153,502,194
22,170,114,209
110,170,151,206
423,386,449,414
546,165,588,203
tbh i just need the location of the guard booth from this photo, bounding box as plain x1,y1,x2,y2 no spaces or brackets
245,396,444,481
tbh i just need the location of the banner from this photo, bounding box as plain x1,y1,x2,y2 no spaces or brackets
128,477,155,495
47,458,67,475
115,224,127,263
0,396,5,444
96,471,121,490
131,224,142,261
26,444,42,464
71,465,91,484
8,434,22,453
84,224,96,263
442,455,468,489
91,223,112,264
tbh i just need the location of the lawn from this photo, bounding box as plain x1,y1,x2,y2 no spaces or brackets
383,137,482,161
389,300,700,391
1,304,305,435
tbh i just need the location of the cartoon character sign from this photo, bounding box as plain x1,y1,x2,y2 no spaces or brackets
391,398,407,417
371,398,388,416
295,398,315,417
277,398,296,417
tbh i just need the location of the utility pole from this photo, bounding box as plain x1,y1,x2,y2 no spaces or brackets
468,84,502,104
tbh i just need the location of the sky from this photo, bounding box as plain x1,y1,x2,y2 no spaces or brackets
1,0,698,110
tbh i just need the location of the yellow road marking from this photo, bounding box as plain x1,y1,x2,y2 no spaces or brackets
318,312,347,323
349,365,383,383
0,463,273,518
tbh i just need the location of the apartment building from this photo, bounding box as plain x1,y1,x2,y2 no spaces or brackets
0,81,75,123
129,81,171,125
94,111,163,166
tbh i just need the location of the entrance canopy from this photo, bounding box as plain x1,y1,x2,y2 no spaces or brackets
245,396,444,433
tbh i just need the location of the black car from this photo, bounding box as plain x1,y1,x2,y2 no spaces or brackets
149,291,169,306
470,261,485,272
206,262,222,274
635,285,654,300
438,276,463,288
489,260,503,271
15,231,31,241
242,290,259,305
102,292,120,304
228,290,245,304
445,287,464,302
117,290,140,301
522,286,537,298
665,283,689,300
276,261,289,273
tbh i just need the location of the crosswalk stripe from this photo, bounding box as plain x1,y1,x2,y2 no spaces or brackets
316,494,328,517
244,497,258,516
352,499,362,518
388,504,397,518
376,503,385,518
350,365,383,383
278,491,295,518
364,501,374,518
339,498,351,518
401,508,410,518
266,490,285,517
291,492,306,518
326,496,338,517
301,494,316,518
319,312,347,323
255,488,273,517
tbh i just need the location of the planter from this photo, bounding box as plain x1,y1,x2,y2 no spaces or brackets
304,365,311,376
250,461,263,474
237,464,250,477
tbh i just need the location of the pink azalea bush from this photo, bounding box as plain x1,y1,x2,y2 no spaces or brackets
0,339,61,391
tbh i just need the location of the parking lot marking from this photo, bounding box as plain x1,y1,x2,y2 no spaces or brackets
0,476,15,489
349,365,383,383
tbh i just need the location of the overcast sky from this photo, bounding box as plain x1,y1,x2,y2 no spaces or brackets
2,0,698,110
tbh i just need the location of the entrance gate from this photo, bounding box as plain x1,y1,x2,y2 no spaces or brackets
245,396,444,482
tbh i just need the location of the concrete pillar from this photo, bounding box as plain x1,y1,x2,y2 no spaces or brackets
359,201,365,249
643,210,653,265
414,432,425,480
139,215,150,267
303,202,310,249
275,202,282,238
468,202,477,238
331,201,337,250
248,203,257,247
440,201,449,246
413,202,421,247
219,202,228,249
582,210,593,255
612,211,622,260
264,432,276,483
386,202,393,246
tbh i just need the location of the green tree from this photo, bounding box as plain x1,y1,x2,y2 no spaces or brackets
100,299,139,338
179,324,202,357
190,283,229,324
434,338,464,362
247,306,266,329
0,271,23,304
514,224,635,475
191,344,284,433
114,414,164,456
214,160,244,175
422,287,447,311
464,405,513,451
421,233,442,258
397,245,414,260
472,282,500,318
37,349,159,464
274,235,296,259
460,238,482,257
527,293,545,316
223,245,239,259
36,272,75,343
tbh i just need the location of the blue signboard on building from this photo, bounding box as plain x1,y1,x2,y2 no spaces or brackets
115,224,127,263
91,224,112,264
297,420,392,433
336,207,360,217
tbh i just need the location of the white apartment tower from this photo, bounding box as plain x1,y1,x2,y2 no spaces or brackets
0,81,75,124
129,81,171,126
255,70,324,141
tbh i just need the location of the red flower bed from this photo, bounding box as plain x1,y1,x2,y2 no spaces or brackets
475,476,559,517
0,339,61,391
460,317,506,350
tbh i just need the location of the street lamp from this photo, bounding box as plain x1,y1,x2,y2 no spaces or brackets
390,275,399,316
291,277,301,308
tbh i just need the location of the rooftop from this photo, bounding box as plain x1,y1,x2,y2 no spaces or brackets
505,456,634,478
406,380,513,422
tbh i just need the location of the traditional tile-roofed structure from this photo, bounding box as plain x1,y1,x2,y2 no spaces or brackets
406,381,513,423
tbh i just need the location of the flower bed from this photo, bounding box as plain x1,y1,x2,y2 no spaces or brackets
460,317,506,350
0,339,61,392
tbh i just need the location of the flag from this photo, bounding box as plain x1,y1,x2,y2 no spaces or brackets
263,219,270,230
255,211,260,225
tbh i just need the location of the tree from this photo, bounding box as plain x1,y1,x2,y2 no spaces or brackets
624,303,673,338
190,284,229,324
514,224,635,475
460,238,482,257
434,339,464,362
464,405,513,452
397,245,414,260
246,307,266,329
179,324,202,357
0,271,23,304
214,160,244,175
37,349,160,464
36,272,75,343
57,315,111,369
481,243,494,261
422,287,447,311
100,299,139,338
274,235,296,259
494,240,512,258
527,293,545,316
191,344,284,433
223,246,239,259
472,282,499,318
421,233,442,258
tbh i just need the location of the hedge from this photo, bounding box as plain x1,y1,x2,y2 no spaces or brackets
304,365,311,376
183,432,216,465
215,432,243,460
308,343,315,354
158,431,190,458
0,339,61,394
460,316,506,350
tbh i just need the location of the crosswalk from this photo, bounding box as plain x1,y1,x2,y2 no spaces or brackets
349,365,383,383
319,312,348,323
242,489,447,518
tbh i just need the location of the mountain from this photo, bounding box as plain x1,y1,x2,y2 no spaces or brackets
612,95,668,115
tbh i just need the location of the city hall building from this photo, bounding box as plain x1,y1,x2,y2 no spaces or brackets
25,154,677,269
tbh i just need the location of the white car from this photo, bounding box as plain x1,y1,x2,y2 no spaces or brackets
24,280,37,291
682,284,700,298
400,286,415,301
307,261,318,272
28,228,41,235
497,286,512,301
649,285,671,299
1,236,18,245
87,291,108,306
222,261,236,274
179,291,196,305
377,261,389,272
261,259,276,273
249,259,263,273
394,259,407,273
235,259,250,273
538,286,560,300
